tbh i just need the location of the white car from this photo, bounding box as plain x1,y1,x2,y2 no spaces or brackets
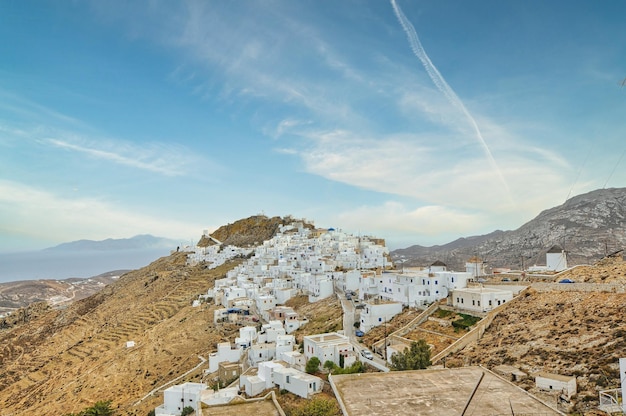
361,349,374,360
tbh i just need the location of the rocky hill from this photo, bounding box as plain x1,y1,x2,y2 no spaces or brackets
198,215,313,248
391,187,626,270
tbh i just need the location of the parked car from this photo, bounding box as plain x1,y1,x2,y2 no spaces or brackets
361,349,374,360
355,329,364,337
559,278,575,283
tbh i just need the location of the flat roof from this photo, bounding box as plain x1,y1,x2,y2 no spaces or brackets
305,333,347,342
330,366,564,416
454,287,511,294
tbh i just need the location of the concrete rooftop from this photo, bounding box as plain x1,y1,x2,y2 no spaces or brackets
330,366,564,416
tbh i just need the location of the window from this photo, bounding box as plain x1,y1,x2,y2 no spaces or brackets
488,300,492,306
456,297,459,303
461,298,464,304
477,300,480,306
435,280,438,285
287,376,290,384
379,317,382,322
472,300,475,306
451,277,454,282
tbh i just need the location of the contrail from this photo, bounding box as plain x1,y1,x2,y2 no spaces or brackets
390,0,512,201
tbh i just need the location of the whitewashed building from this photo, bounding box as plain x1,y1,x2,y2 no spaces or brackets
273,366,323,398
155,382,206,416
208,343,243,373
303,332,354,369
535,372,577,398
452,287,513,313
359,301,403,333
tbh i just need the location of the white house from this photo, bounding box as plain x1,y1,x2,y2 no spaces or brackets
239,370,266,397
235,326,258,348
535,372,577,398
257,321,286,344
303,332,354,369
280,350,306,372
307,274,334,302
248,343,277,367
452,287,513,313
240,360,322,399
359,301,403,333
222,287,247,308
272,366,323,398
208,342,243,373
155,382,206,416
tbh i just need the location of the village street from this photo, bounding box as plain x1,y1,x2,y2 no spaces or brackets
338,291,389,372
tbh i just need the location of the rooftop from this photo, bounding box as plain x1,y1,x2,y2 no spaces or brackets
330,366,564,416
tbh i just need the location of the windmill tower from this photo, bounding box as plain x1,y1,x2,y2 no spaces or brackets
546,244,568,271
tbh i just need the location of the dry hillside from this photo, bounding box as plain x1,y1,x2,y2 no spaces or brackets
0,252,243,415
447,257,626,415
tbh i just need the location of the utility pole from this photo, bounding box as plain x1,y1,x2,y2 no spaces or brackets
383,317,387,361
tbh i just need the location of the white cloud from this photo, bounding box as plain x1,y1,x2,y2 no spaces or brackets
334,201,486,248
0,180,201,247
46,137,193,177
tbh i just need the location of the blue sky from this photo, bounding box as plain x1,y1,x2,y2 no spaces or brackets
1,0,625,252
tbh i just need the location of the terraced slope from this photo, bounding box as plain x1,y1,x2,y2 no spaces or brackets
0,252,241,416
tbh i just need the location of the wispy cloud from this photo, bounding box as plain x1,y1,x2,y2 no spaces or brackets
0,88,86,127
0,179,200,245
47,138,191,177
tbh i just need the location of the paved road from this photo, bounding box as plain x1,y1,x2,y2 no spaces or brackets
338,291,389,372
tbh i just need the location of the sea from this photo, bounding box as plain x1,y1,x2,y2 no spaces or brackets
0,248,172,284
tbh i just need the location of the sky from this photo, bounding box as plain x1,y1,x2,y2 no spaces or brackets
1,0,625,252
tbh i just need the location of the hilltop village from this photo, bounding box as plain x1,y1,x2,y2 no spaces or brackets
1,216,625,416
152,219,606,416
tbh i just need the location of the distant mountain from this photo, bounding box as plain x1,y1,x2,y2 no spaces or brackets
391,187,626,271
44,234,180,252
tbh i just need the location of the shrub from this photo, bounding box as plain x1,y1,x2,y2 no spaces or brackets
306,356,321,374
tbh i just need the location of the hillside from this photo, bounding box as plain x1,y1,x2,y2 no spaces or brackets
446,256,626,414
0,271,126,316
391,187,626,270
0,253,242,415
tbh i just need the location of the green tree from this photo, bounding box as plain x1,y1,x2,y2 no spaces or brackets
305,356,321,374
323,360,335,372
147,411,156,416
180,407,194,416
389,339,431,371
82,400,114,416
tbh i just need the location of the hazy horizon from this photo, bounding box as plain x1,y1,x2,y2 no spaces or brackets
0,248,171,284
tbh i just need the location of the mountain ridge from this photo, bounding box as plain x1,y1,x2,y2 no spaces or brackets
44,234,181,252
391,187,626,271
